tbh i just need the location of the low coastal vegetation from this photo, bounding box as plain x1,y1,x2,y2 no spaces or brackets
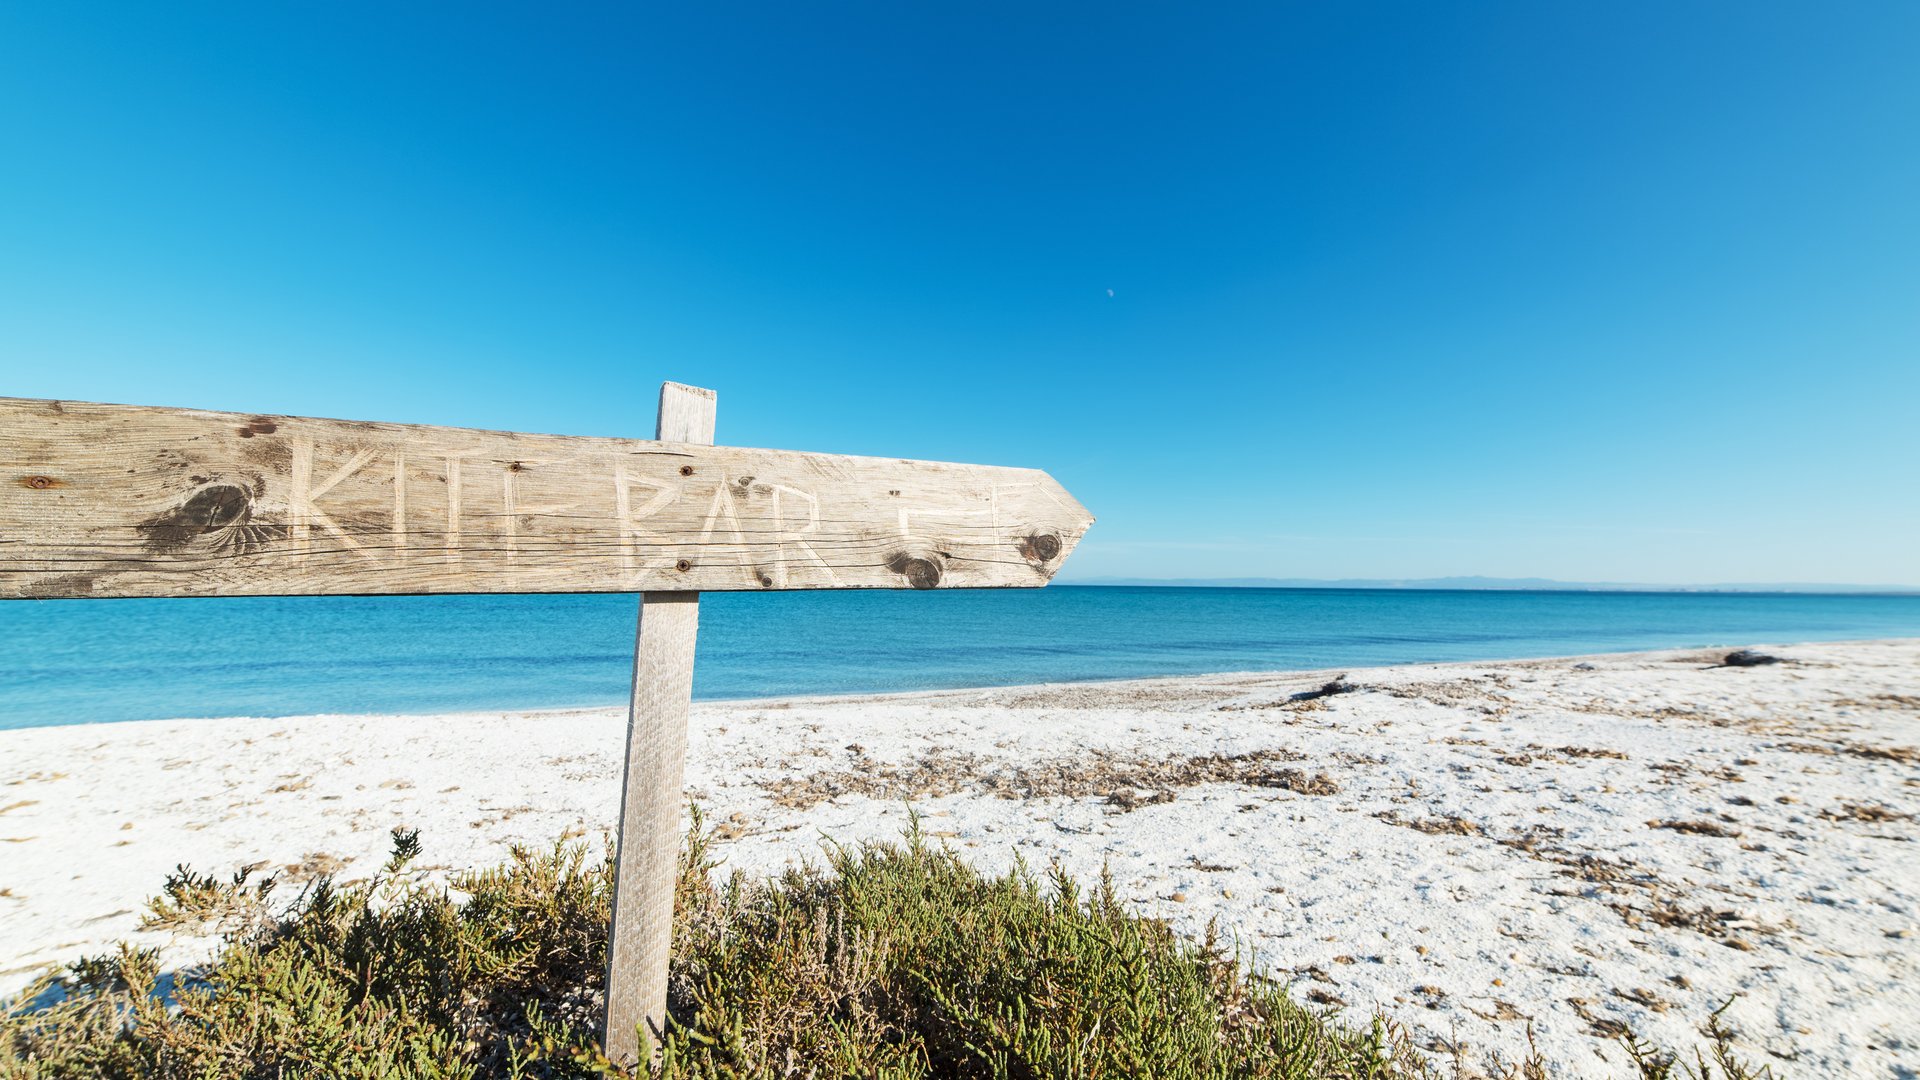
4,818,1769,1079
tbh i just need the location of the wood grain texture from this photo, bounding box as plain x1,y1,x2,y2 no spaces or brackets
602,384,716,1064
0,396,1091,598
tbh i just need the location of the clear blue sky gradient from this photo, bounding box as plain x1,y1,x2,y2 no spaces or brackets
3,5,1915,585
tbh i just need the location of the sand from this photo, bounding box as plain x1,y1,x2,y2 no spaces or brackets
2,639,1916,1076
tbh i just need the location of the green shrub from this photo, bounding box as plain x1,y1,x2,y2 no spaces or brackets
656,817,1422,1079
1,815,1770,1079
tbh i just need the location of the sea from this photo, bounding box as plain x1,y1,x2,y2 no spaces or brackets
2,586,1917,731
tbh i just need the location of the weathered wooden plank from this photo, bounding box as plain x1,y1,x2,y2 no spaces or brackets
603,384,713,1065
0,396,1092,598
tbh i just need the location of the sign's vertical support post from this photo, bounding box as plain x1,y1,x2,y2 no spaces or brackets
603,381,717,1066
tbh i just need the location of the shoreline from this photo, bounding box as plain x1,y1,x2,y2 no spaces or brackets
7,634,1917,735
3,639,1916,1076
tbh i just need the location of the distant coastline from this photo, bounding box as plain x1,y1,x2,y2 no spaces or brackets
1058,575,1920,595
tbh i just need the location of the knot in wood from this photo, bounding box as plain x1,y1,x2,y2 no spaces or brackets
886,553,943,590
1018,533,1062,562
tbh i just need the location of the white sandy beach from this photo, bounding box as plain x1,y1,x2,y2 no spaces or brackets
3,640,1916,1076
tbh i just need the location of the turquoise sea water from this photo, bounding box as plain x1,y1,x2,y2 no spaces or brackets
2,586,1917,731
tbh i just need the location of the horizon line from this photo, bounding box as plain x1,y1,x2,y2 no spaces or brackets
1054,575,1920,595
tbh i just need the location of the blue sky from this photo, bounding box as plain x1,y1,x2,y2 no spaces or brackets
2,4,1915,586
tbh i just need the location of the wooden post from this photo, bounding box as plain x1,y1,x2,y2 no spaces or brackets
602,382,717,1066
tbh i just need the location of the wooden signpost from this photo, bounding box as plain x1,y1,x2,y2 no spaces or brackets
0,384,1093,1064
